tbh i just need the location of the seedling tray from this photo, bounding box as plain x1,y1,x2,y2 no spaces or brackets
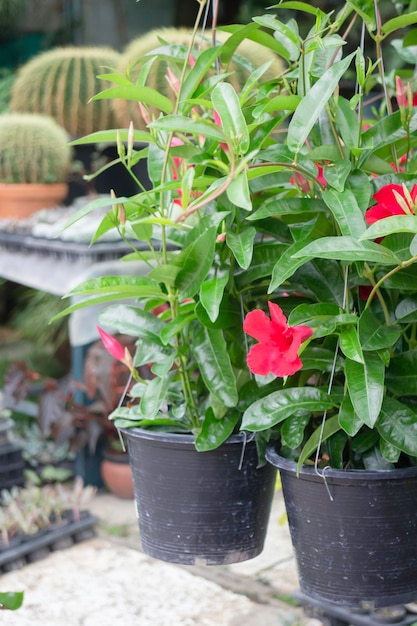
0,511,98,573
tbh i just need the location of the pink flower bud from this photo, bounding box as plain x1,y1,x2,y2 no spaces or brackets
396,75,407,109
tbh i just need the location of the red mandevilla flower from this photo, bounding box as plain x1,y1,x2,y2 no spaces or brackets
365,183,417,224
243,302,313,378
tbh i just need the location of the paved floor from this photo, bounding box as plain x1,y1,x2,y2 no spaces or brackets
1,490,311,625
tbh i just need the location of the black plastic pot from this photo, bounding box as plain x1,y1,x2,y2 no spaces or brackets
266,444,417,609
122,428,277,565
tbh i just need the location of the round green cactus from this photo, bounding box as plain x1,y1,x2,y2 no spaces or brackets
112,27,284,130
0,113,71,183
10,46,121,137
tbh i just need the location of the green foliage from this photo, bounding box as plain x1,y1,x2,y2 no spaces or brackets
54,0,417,465
0,113,70,183
10,46,121,136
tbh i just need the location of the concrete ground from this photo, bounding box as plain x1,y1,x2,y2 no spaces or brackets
1,490,312,626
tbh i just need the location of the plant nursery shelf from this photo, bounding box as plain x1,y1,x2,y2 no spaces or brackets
0,512,98,573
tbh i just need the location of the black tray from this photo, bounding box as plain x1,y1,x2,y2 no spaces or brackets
0,512,98,572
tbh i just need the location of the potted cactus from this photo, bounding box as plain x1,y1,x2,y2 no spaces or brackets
0,112,71,218
10,46,121,138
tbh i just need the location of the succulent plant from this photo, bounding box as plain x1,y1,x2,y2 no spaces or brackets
112,27,284,129
0,113,71,184
10,46,121,137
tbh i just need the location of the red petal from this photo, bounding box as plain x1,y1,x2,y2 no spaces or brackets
268,302,288,329
243,309,273,342
97,326,125,362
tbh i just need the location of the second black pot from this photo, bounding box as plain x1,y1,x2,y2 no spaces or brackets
266,443,417,609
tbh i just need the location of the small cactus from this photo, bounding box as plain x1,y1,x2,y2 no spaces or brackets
0,113,71,184
112,27,284,130
10,46,121,137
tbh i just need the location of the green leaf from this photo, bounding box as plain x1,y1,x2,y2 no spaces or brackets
225,227,256,269
69,129,152,146
191,325,238,407
175,227,217,299
99,304,166,346
346,353,385,428
195,408,240,451
382,12,417,37
379,438,401,464
339,326,363,363
338,393,363,436
0,592,24,611
396,296,417,323
199,271,230,323
241,387,335,431
269,240,314,292
273,1,325,17
377,397,417,456
297,415,341,470
252,15,301,62
292,236,399,264
180,46,224,104
359,308,401,350
386,350,417,395
68,275,163,299
150,115,226,141
360,215,417,240
196,294,241,329
226,171,252,210
287,52,356,154
212,82,250,154
91,85,173,113
136,375,169,420
322,189,366,237
281,414,310,448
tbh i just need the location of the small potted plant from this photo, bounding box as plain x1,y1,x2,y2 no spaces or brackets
0,112,71,218
53,0,417,588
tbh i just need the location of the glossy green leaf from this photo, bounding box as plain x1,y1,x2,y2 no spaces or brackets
269,240,314,291
136,375,169,420
70,129,152,146
91,85,173,113
359,308,401,350
99,304,166,345
195,408,240,451
273,1,325,16
180,46,223,104
360,215,417,240
226,171,252,210
339,326,363,363
191,325,238,407
346,353,385,428
67,275,163,299
297,414,341,470
395,296,417,323
322,160,352,193
386,350,417,395
287,52,356,154
199,271,230,323
382,12,417,37
292,237,399,264
241,387,335,431
338,393,363,436
175,227,217,299
225,227,256,269
322,188,366,237
150,115,226,141
377,397,417,456
212,82,250,154
281,414,310,448
252,15,301,62
288,303,341,327
300,347,344,372
379,438,401,464
196,294,241,330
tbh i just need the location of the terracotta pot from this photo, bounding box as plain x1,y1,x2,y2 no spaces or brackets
0,183,68,219
100,450,134,500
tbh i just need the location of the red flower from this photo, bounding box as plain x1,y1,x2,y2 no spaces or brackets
243,302,313,377
365,184,417,225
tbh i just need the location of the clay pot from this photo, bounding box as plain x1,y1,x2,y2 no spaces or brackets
100,449,134,500
0,183,68,219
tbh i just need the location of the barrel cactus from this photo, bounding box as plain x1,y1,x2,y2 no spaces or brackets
112,27,284,129
0,113,71,183
10,46,121,137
